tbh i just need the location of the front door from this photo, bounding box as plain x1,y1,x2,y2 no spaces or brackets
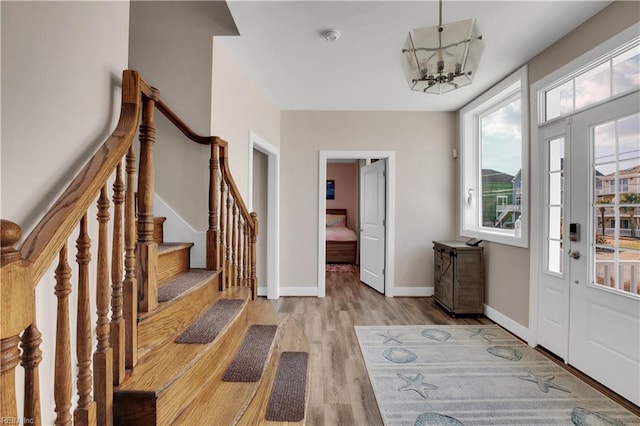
538,91,640,406
567,92,640,406
360,160,386,293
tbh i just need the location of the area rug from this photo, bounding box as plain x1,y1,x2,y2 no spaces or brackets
326,263,355,273
355,325,640,425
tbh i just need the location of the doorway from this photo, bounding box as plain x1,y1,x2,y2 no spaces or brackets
536,93,640,405
318,151,396,298
248,131,279,299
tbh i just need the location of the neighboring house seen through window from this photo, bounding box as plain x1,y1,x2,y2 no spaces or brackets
460,66,529,247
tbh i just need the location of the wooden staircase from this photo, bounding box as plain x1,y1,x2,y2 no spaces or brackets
114,224,310,425
0,70,309,425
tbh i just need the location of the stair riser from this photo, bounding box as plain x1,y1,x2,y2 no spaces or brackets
137,274,219,359
157,248,190,285
157,307,249,425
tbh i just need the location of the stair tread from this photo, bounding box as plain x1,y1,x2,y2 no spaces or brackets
116,286,250,393
157,269,216,303
176,312,309,425
238,314,310,426
158,242,194,255
137,270,220,359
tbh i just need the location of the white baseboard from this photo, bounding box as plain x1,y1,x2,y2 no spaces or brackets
257,286,268,297
483,304,530,342
393,286,433,297
279,286,319,297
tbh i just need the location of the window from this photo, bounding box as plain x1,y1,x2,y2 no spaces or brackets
543,40,639,122
460,66,529,247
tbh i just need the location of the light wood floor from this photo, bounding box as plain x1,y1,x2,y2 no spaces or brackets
269,269,492,426
269,268,640,425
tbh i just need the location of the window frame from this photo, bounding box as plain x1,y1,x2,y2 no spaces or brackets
460,66,529,247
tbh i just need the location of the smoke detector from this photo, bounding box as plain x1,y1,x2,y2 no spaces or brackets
321,29,341,42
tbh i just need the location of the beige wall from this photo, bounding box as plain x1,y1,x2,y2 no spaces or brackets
1,2,131,422
129,1,238,230
468,1,640,328
253,149,268,288
327,162,359,232
1,1,130,234
281,111,457,288
212,40,281,201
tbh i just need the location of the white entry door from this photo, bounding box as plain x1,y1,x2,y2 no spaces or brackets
360,160,386,293
538,91,640,406
537,119,570,360
567,92,640,406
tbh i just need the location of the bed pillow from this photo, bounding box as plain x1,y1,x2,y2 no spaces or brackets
326,214,346,228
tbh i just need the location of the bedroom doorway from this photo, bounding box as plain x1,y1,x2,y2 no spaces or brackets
318,151,396,298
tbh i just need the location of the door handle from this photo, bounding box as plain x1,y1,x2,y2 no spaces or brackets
569,250,581,260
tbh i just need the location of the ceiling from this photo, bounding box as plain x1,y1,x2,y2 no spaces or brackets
218,1,611,111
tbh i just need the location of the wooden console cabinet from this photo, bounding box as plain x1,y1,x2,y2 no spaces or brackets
433,241,484,316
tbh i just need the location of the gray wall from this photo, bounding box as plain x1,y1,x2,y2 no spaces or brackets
128,1,238,230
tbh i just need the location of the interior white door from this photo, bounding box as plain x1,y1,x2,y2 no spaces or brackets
536,120,570,360
567,92,640,406
360,160,386,293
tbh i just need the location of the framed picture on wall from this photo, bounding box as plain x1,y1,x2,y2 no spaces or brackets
326,180,335,200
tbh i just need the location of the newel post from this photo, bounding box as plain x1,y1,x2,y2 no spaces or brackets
1,220,35,421
137,93,159,313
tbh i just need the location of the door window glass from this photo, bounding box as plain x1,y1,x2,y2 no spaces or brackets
593,113,640,295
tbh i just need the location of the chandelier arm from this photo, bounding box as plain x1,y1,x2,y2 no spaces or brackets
407,32,424,82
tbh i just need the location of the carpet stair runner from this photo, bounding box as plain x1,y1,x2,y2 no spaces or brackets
238,315,311,426
114,218,310,425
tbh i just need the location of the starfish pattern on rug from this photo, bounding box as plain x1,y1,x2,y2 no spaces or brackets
518,372,571,394
377,330,404,344
467,328,496,341
397,373,439,399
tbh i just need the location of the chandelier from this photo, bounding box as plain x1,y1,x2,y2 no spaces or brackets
401,0,484,94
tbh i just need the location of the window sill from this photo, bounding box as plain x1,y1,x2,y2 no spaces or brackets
461,228,528,248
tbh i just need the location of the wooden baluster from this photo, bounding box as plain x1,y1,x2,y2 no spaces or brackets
1,220,28,420
1,336,21,420
226,193,233,289
238,217,244,286
243,221,249,287
94,186,113,426
137,95,158,313
250,212,259,299
110,163,125,385
237,215,243,287
74,216,96,425
124,146,138,368
54,246,73,426
21,322,42,426
232,204,238,286
207,142,220,270
219,179,227,290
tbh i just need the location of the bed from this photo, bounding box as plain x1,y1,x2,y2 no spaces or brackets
326,208,358,264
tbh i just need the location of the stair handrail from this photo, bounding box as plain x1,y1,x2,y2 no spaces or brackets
0,69,259,425
151,94,258,296
152,96,256,233
17,71,141,285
